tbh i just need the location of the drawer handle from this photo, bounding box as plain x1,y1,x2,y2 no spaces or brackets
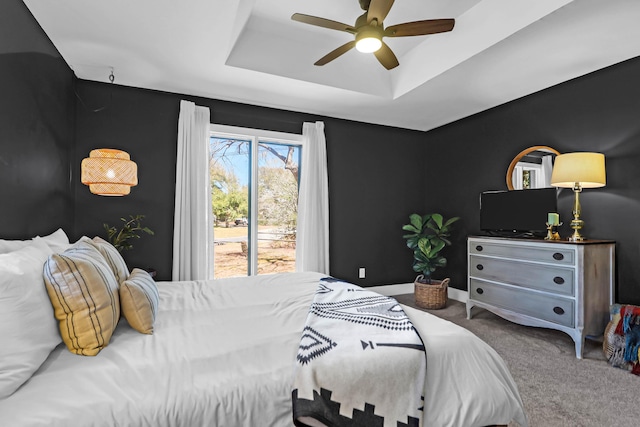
553,276,565,285
476,288,484,295
553,252,564,261
553,306,565,315
476,264,484,271
476,245,483,252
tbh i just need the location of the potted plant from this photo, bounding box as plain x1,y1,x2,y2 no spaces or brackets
103,214,154,253
402,213,459,309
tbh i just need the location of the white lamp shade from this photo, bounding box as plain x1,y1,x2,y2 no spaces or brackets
550,152,606,188
81,148,138,196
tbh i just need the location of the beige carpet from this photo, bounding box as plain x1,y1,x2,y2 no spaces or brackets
393,294,640,427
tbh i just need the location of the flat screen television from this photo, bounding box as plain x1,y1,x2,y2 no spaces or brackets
480,188,558,238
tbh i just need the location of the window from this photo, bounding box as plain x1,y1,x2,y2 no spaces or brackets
209,125,303,278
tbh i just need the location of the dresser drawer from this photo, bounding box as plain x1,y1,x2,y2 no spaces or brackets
469,279,575,327
469,255,575,296
469,241,575,265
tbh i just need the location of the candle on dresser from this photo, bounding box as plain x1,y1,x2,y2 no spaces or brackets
548,212,559,225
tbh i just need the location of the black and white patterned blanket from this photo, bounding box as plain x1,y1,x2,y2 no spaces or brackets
292,278,427,427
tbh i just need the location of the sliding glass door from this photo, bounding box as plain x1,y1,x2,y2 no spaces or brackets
209,126,303,278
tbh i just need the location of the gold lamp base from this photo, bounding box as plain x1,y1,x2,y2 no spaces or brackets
568,218,585,241
568,185,585,241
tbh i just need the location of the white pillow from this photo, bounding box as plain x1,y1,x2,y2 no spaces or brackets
0,237,31,254
0,239,61,399
0,228,71,254
39,228,71,253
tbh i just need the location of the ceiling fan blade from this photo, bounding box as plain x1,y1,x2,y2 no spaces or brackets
374,42,399,70
315,41,357,66
292,13,355,33
367,0,395,24
385,19,455,37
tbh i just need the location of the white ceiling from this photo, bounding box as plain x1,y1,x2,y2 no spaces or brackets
23,0,640,132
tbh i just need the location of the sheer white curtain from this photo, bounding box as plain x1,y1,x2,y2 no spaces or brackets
172,100,214,281
296,121,330,274
512,165,523,190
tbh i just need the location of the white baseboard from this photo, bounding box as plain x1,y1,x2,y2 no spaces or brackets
375,282,469,303
447,286,468,303
374,283,413,296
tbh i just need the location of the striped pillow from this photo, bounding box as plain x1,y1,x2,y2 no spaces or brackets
120,268,159,334
91,236,130,284
43,239,120,356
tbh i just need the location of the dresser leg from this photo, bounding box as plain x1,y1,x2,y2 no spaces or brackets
466,301,473,320
573,332,585,359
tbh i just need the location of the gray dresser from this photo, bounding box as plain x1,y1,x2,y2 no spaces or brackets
466,236,615,358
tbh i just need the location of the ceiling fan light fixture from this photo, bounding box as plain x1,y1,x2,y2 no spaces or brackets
355,28,382,53
293,1,455,68
356,36,382,53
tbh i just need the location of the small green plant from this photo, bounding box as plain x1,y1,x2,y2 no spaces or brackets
104,214,154,253
402,213,459,284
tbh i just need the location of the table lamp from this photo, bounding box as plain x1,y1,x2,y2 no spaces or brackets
550,152,606,241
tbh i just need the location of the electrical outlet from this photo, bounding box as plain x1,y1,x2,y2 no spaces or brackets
358,267,366,279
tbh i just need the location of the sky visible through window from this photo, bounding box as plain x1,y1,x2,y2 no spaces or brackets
210,137,299,189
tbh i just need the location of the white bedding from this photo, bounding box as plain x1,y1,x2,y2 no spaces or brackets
0,272,527,427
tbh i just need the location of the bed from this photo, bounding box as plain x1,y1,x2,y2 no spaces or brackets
0,231,527,427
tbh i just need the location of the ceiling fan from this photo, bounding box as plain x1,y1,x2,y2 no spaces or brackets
291,0,455,70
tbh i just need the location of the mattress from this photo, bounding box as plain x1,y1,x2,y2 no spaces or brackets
0,272,527,426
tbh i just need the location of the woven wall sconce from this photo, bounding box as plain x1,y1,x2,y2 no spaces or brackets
81,148,138,196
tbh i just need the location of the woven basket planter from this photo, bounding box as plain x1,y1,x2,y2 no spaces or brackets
414,276,449,310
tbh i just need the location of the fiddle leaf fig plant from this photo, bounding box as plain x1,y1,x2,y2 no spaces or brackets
402,213,459,284
104,214,154,253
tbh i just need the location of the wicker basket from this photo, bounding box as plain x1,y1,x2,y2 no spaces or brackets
414,276,449,310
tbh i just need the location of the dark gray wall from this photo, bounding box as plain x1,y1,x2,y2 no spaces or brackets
4,0,640,304
426,56,640,305
72,81,428,283
0,0,75,239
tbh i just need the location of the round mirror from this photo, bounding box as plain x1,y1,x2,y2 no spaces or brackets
506,145,560,190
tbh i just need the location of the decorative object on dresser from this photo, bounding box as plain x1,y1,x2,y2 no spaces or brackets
550,152,606,241
467,236,615,358
402,213,459,309
544,211,562,240
81,148,138,196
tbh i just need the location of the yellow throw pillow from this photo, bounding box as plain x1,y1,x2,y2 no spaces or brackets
43,239,120,356
120,268,159,334
91,236,130,284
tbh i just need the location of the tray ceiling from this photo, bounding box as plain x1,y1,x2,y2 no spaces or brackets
23,0,640,131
